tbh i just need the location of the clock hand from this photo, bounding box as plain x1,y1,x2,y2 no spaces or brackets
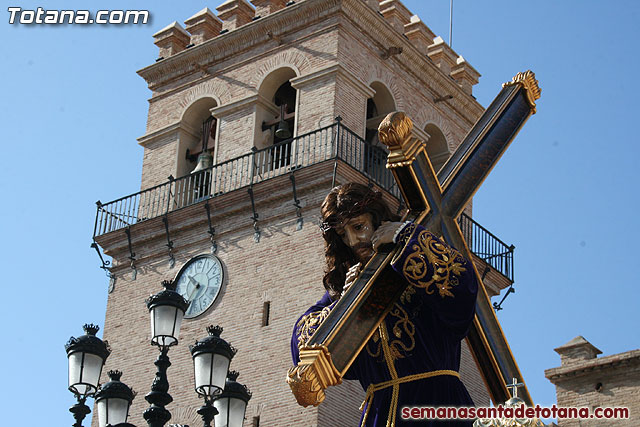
186,275,201,301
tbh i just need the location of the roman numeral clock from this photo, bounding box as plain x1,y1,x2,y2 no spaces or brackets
174,254,224,318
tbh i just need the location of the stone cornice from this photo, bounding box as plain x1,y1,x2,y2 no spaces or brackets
545,349,640,382
338,0,483,125
138,0,342,90
210,94,259,118
138,0,483,124
290,63,375,98
137,121,199,147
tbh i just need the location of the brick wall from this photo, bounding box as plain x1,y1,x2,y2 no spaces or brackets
99,1,493,426
546,338,639,427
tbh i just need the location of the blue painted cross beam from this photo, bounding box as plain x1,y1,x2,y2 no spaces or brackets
292,71,541,407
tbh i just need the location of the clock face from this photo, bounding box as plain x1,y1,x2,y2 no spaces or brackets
174,254,224,319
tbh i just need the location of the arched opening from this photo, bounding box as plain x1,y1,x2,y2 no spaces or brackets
179,97,219,177
257,67,298,171
364,82,396,176
178,97,219,203
423,123,450,174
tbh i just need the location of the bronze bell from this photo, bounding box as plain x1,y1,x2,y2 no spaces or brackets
274,117,291,139
191,151,213,173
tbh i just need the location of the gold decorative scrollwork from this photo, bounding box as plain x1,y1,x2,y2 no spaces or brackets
287,363,326,407
402,230,466,298
365,298,417,361
287,344,342,407
502,70,541,114
295,303,334,349
387,303,416,360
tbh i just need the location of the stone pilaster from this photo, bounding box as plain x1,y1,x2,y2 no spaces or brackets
251,0,286,18
404,15,435,56
153,22,190,59
451,56,480,95
210,95,262,162
379,0,413,34
184,8,222,46
216,0,255,32
427,36,458,75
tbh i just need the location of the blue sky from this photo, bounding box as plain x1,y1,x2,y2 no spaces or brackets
1,1,638,425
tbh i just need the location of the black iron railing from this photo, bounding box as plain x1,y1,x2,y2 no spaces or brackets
93,120,398,238
93,120,513,281
458,212,514,282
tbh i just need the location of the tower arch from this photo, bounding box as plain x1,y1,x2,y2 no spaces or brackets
423,123,450,174
178,97,219,177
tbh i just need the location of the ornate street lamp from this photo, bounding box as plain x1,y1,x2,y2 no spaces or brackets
143,280,189,427
95,370,135,427
213,371,252,427
190,325,237,427
66,324,111,427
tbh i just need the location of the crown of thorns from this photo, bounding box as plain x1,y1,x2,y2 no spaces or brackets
320,190,382,233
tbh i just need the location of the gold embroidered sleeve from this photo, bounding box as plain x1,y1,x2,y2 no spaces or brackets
295,303,334,349
392,227,467,299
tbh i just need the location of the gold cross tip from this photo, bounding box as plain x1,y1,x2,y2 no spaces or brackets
502,70,541,113
378,111,413,148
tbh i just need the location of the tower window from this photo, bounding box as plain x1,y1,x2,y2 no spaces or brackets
253,416,261,427
262,301,271,327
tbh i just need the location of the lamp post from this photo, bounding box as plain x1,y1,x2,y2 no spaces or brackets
214,371,252,427
95,370,135,427
143,280,189,427
65,324,111,427
190,325,237,427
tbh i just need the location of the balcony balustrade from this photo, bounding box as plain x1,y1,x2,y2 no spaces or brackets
93,119,513,282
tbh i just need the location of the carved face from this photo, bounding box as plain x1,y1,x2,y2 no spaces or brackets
335,213,375,263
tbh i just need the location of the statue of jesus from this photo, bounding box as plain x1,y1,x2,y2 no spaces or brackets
291,182,478,426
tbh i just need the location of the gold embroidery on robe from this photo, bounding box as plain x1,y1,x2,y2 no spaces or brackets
387,303,416,360
366,300,416,361
402,229,467,298
296,304,333,349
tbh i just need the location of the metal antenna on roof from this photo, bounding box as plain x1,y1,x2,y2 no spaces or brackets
449,0,453,47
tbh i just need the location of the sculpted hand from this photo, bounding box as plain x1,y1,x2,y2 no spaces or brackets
371,221,405,251
342,262,362,297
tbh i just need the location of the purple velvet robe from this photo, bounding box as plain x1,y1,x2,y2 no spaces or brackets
291,224,478,426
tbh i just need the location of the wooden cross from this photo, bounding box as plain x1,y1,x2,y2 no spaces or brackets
288,71,541,408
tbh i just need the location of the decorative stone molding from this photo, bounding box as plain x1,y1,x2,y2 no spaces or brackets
361,0,379,12
379,0,413,34
404,15,435,56
139,0,482,125
291,63,375,99
427,36,459,75
554,336,602,365
210,94,260,118
137,121,200,148
253,50,310,88
451,56,480,95
184,8,222,45
251,0,287,17
153,22,190,58
546,336,640,382
176,80,228,113
255,93,281,116
217,0,255,32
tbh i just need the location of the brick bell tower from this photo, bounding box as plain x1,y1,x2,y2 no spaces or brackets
93,1,515,425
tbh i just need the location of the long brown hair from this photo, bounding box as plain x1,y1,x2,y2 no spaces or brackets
320,183,400,299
